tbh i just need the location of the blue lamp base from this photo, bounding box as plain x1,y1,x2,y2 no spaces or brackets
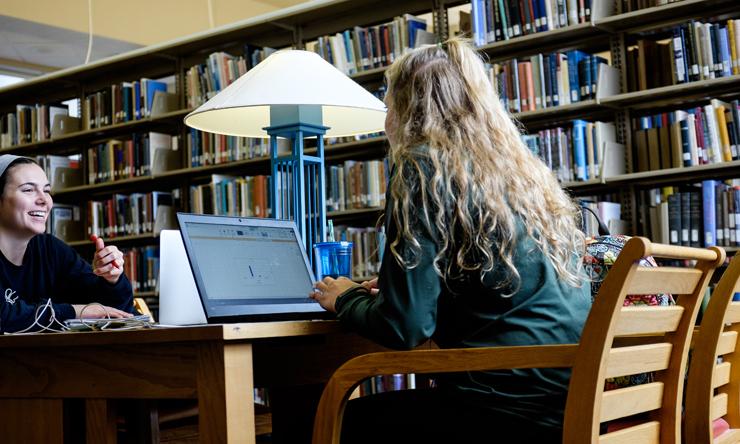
266,107,328,269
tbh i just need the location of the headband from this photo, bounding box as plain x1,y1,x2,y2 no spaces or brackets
0,155,26,179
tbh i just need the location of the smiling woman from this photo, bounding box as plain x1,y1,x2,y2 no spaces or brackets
0,154,135,333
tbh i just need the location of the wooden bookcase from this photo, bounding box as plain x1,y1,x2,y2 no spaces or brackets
0,0,738,304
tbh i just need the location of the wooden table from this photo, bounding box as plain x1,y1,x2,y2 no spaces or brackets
0,321,386,443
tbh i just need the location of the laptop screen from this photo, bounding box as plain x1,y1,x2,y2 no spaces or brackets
177,213,325,321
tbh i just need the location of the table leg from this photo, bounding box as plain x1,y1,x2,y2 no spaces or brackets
197,343,255,443
86,399,117,444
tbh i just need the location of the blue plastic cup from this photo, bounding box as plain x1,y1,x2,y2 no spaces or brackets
314,241,353,280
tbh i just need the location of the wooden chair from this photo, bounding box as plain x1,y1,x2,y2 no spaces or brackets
685,253,740,443
312,237,725,444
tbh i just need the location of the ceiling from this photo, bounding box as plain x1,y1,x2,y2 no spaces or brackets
0,0,308,77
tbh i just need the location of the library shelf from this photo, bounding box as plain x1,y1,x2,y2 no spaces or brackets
134,291,158,299
603,160,740,188
513,99,603,125
67,232,159,247
0,108,192,156
350,66,389,83
478,23,607,61
601,75,740,110
328,207,384,219
594,0,739,33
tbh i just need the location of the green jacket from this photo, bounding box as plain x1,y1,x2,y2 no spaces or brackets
335,158,590,429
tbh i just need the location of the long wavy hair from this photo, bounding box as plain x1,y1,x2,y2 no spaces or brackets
384,38,585,292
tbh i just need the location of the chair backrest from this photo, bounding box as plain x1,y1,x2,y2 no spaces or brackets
563,237,724,443
685,254,740,444
311,238,724,444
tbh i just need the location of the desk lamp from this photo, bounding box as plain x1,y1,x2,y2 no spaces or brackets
184,50,386,263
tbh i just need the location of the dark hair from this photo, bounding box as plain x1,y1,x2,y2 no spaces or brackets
0,157,38,199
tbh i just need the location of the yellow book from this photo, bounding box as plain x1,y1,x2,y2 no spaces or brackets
713,100,733,162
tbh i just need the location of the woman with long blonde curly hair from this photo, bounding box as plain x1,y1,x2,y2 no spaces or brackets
312,38,590,443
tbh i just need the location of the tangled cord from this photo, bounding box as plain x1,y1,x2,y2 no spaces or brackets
5,301,152,335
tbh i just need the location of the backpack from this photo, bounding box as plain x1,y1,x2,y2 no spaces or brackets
581,209,674,390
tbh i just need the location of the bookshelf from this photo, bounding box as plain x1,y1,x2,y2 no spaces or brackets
1,0,738,299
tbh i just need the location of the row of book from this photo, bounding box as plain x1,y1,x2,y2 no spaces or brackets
306,14,433,76
185,51,251,109
122,246,159,293
469,0,593,47
642,180,740,248
326,159,389,212
331,225,386,280
0,103,70,147
87,191,174,239
189,174,271,218
628,19,740,93
632,98,740,172
186,128,270,167
184,45,277,109
82,77,173,130
522,120,618,182
489,50,608,114
87,132,178,184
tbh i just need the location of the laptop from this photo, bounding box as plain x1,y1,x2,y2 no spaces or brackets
168,213,327,324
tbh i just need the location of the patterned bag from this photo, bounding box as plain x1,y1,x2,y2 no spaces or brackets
583,234,675,390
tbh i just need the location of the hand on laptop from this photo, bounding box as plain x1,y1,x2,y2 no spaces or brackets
90,235,125,284
72,304,133,319
311,276,360,313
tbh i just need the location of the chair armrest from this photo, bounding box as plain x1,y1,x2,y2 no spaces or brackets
312,343,578,444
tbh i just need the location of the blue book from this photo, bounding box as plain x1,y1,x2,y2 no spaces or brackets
134,81,142,120
702,180,717,246
566,50,586,103
590,55,607,100
470,0,487,46
538,0,548,31
580,56,592,100
144,80,167,118
405,14,428,49
718,26,732,77
572,120,588,181
342,30,355,74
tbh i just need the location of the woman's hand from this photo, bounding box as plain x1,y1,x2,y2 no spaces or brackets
360,277,379,295
91,235,124,284
72,304,132,319
310,276,361,313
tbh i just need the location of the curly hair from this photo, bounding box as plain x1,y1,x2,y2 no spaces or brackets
384,38,585,293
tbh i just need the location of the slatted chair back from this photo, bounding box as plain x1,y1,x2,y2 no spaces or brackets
312,238,724,444
563,238,723,444
685,254,740,444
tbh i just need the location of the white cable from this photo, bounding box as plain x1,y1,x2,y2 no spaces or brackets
84,0,94,64
207,0,215,28
6,299,68,335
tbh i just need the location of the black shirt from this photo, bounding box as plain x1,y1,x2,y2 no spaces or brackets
0,234,134,332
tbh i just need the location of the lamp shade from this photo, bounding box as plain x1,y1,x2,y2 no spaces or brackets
184,50,387,138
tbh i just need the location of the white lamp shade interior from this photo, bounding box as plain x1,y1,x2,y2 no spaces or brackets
184,50,387,138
